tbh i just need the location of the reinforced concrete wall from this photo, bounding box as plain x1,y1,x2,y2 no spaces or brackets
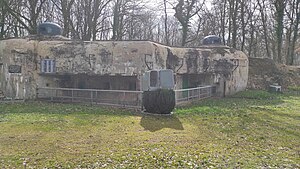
0,36,248,100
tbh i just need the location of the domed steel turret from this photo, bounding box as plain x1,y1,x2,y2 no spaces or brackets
37,22,62,36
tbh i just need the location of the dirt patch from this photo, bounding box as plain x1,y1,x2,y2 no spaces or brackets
247,58,300,90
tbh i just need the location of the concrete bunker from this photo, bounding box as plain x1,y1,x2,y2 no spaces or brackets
0,35,248,101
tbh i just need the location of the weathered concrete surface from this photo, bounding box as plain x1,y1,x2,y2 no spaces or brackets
0,37,248,99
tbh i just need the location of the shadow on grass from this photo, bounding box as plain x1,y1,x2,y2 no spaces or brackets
1,101,184,132
140,115,184,132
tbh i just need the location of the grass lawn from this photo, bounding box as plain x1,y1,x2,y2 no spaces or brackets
0,90,299,168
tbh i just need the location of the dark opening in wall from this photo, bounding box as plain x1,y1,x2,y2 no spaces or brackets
103,82,110,90
150,71,158,87
40,74,138,91
181,73,214,88
129,82,136,90
78,81,85,89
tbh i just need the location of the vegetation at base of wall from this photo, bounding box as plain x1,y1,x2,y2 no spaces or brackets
287,86,300,91
142,89,175,114
0,90,299,168
230,90,279,99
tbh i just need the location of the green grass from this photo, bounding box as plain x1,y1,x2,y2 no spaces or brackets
0,90,299,168
288,86,300,91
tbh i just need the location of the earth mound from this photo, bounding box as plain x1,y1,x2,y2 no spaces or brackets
247,58,300,90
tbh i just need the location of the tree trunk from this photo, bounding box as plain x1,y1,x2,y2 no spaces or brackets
111,0,120,40
181,23,188,46
274,0,286,63
221,0,227,44
289,12,300,65
287,0,300,65
231,0,239,49
0,1,7,39
240,0,245,51
258,0,271,59
163,0,169,45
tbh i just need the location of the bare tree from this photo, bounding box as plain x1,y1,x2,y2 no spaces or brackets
211,0,227,44
51,0,75,37
111,0,149,41
68,0,112,40
163,0,170,45
3,0,47,34
1,0,299,66
174,0,205,46
285,0,300,65
229,0,240,48
274,0,286,63
111,0,126,40
92,0,111,40
257,0,271,58
0,0,8,38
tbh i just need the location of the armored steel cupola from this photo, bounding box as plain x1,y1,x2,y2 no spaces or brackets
37,22,62,36
142,69,175,91
202,35,222,45
141,69,176,114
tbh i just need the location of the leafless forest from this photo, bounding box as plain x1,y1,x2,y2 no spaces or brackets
0,0,299,65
